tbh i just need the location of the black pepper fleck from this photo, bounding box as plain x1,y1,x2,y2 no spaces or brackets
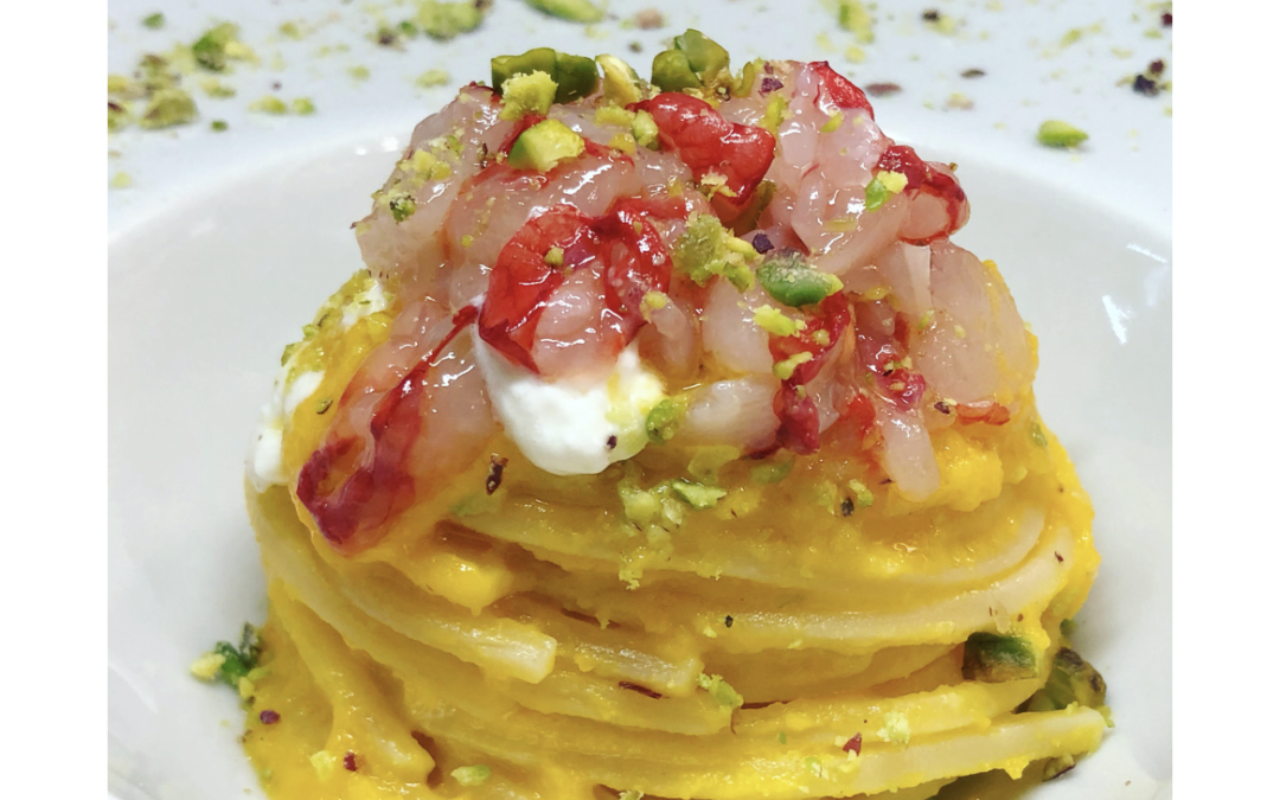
1054,551,1064,563
934,401,952,415
1133,74,1159,96
751,232,774,253
922,9,940,22
485,455,509,495
618,681,663,699
961,68,986,79
724,614,734,628
840,497,854,517
606,434,618,450
1148,59,1165,75
271,80,282,91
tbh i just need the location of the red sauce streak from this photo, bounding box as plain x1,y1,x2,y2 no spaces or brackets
478,202,673,370
809,61,875,120
629,93,776,219
768,294,852,455
875,144,967,245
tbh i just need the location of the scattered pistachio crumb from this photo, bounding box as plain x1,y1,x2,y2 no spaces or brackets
877,710,911,744
697,673,744,707
1037,120,1089,148
142,12,165,29
189,652,226,681
838,1,876,44
349,65,371,81
753,306,805,337
524,0,605,23
773,351,814,381
847,480,874,509
291,97,316,115
416,68,451,88
249,95,289,115
310,751,339,781
110,171,133,189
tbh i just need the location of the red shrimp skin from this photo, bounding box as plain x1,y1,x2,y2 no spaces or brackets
478,205,593,372
875,145,968,245
809,61,875,119
478,203,674,371
768,293,853,454
296,360,431,555
629,93,776,220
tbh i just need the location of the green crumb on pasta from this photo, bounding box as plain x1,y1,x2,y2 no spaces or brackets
698,673,744,707
139,88,197,129
142,12,165,29
670,479,727,510
249,95,289,115
451,765,492,786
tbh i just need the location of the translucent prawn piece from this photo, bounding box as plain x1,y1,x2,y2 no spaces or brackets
913,241,1035,407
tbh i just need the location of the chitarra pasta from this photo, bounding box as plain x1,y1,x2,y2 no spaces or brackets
229,33,1111,800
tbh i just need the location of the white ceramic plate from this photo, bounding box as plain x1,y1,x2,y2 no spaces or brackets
108,2,1172,798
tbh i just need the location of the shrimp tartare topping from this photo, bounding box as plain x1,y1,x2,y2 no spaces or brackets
270,33,1033,552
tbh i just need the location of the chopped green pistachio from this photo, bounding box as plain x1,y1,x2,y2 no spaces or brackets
688,446,740,484
732,58,762,98
838,1,875,43
1043,753,1076,781
845,45,866,64
672,213,758,291
777,731,788,744
596,54,644,105
249,95,288,114
820,110,844,133
1037,120,1089,148
1059,617,1078,638
310,750,339,780
499,71,558,120
142,12,165,30
645,398,683,445
631,109,660,149
757,250,843,307
197,623,262,689
803,755,824,778
279,21,303,40
773,351,814,381
697,673,744,708
192,23,241,72
507,118,585,172
544,246,565,266
416,68,451,88
199,78,236,98
110,171,133,189
108,73,138,96
524,0,604,23
847,479,874,509
962,633,1039,683
291,97,316,115
316,398,333,414
398,20,421,38
595,104,636,127
210,119,228,132
451,765,492,786
917,309,935,332
417,1,488,41
108,102,131,132
1023,647,1107,712
751,460,793,485
349,65,371,81
732,180,776,236
139,88,197,129
877,170,908,194
753,306,805,338
1031,421,1048,447
491,48,599,104
388,193,417,222
651,29,731,94
761,91,789,135
670,479,726,509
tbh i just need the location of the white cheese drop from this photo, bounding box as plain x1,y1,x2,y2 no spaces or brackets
473,333,666,476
